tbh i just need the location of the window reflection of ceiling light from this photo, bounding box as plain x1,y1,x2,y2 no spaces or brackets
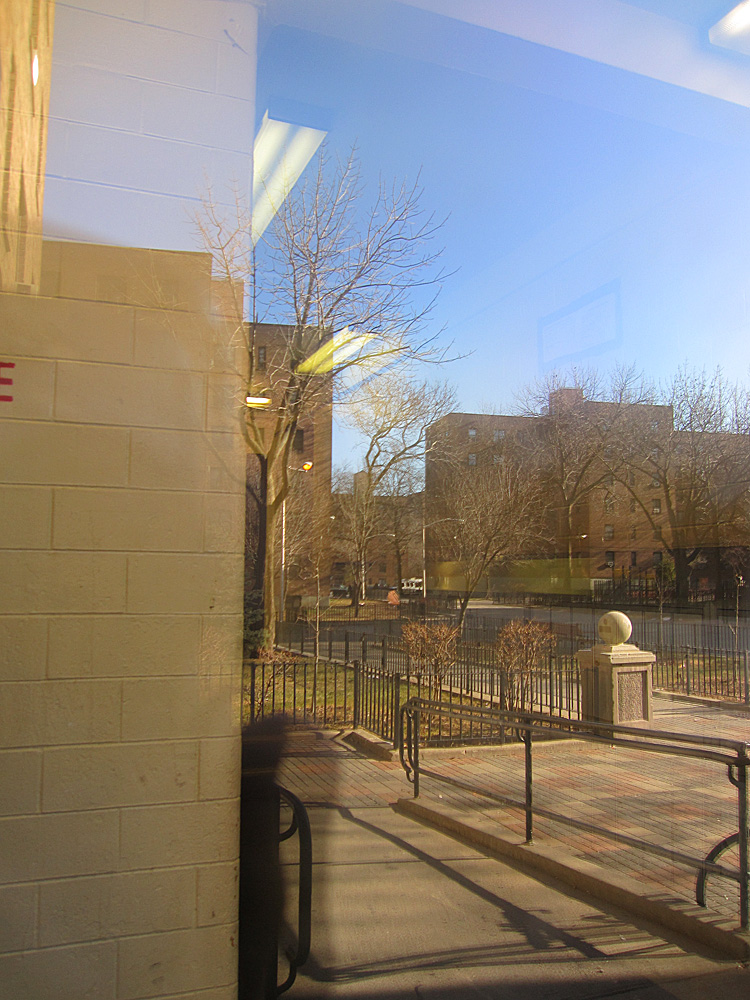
32,53,39,86
251,112,327,245
710,2,750,56
246,394,272,407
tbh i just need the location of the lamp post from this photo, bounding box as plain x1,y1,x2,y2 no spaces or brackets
280,461,313,619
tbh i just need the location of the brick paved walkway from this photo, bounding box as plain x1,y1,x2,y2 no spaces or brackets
278,694,749,931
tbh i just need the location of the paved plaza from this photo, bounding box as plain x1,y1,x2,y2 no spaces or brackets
276,694,749,998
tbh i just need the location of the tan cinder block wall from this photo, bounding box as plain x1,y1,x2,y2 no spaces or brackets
0,240,247,1000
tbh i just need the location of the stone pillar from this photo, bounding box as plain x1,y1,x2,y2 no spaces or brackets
577,611,654,725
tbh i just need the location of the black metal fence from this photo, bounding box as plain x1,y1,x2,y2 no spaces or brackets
246,643,582,748
399,697,750,932
278,617,750,705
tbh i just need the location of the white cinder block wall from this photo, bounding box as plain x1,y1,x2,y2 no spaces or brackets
0,242,247,999
1,2,257,996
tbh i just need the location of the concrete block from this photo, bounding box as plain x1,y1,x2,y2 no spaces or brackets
42,741,199,812
126,553,243,614
119,799,238,870
199,737,240,801
43,175,198,253
0,941,116,1000
146,0,255,45
200,615,243,680
0,679,121,749
0,293,135,363
140,80,252,151
196,863,238,927
38,869,194,947
0,884,37,953
206,373,244,432
0,358,55,420
0,487,52,549
0,421,130,486
0,810,119,883
203,492,245,553
47,61,143,132
58,121,224,199
116,925,236,1000
128,428,244,492
0,552,127,613
54,6,217,89
54,361,205,430
121,676,237,742
134,308,241,374
52,488,204,551
0,617,47,680
47,614,202,678
0,750,42,816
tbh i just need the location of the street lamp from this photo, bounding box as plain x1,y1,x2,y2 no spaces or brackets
280,461,313,617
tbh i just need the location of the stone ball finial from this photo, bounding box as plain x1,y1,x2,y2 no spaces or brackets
597,611,632,646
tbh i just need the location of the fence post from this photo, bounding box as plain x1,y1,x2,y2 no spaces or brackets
344,631,349,664
353,661,361,728
523,718,533,843
685,647,691,696
361,635,368,666
382,636,388,671
248,660,256,721
392,674,401,749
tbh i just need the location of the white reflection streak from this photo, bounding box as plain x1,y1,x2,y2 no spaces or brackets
710,2,750,55
251,113,326,246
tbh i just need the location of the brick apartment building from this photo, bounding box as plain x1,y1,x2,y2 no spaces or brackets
426,389,750,602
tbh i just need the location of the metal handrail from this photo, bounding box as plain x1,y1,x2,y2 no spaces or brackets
399,697,750,929
277,786,312,996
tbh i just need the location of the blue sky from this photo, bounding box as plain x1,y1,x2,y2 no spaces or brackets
255,1,750,465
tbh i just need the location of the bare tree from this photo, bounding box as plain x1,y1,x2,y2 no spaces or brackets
495,619,555,714
429,445,547,632
516,366,648,591
194,150,449,646
401,620,459,703
334,375,456,610
612,366,750,601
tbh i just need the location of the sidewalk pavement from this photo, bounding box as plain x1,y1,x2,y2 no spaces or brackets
276,694,749,997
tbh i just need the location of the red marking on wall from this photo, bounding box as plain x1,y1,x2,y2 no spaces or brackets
0,361,15,402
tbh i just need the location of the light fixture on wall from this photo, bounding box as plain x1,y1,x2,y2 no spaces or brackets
710,2,750,56
251,113,327,246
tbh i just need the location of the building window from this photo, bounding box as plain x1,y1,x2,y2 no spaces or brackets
653,551,663,566
493,454,503,465
293,429,304,453
604,494,615,513
653,526,662,540
630,550,637,567
468,427,477,439
605,550,615,566
604,524,614,540
493,429,505,442
652,499,661,514
468,453,477,466
629,498,636,513
630,527,637,540
651,475,660,487
257,345,266,370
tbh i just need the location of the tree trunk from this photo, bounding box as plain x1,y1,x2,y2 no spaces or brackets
263,503,278,647
673,548,690,602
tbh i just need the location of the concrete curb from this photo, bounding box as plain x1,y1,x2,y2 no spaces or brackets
338,728,397,761
654,690,750,714
394,796,750,962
